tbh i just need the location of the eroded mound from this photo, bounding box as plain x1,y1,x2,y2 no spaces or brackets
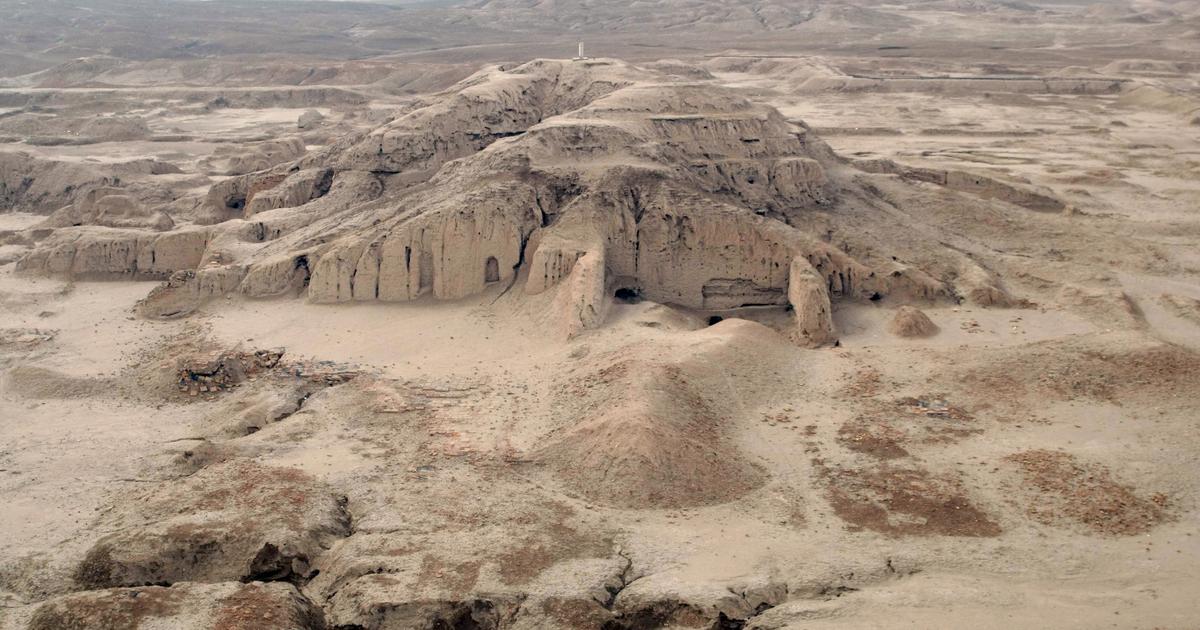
11,57,1056,346
307,494,617,629
38,187,174,232
74,461,350,589
538,353,765,509
0,153,118,214
888,305,939,338
954,335,1200,408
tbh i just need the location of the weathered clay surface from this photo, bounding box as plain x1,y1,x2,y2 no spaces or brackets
5,581,325,630
0,153,117,214
73,461,350,590
40,187,174,232
12,59,1051,347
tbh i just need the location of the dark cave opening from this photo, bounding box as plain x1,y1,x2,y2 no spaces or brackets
484,256,500,283
614,287,642,303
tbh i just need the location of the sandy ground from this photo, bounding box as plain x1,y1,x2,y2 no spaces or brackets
1,1,1199,628
2,254,1198,626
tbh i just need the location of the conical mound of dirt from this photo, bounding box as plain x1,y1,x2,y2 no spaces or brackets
538,359,764,509
888,305,939,338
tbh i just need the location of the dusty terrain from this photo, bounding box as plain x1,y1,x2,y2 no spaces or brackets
1,0,1199,628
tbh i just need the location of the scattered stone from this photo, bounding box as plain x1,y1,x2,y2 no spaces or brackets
176,349,284,395
818,461,1001,537
297,109,325,130
1004,450,1168,536
0,327,56,350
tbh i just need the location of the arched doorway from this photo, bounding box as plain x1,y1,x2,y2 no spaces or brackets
484,256,500,283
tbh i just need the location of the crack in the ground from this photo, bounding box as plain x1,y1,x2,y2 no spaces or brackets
595,551,639,611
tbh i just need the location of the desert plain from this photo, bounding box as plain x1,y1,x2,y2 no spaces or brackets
1,0,1200,628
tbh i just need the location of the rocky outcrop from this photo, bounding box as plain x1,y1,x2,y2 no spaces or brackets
551,248,609,338
74,461,350,589
77,115,151,141
955,258,1019,307
16,226,209,279
39,187,174,231
244,168,334,216
239,254,311,298
226,146,302,178
855,158,1065,213
611,575,788,630
14,582,325,630
297,109,325,130
137,265,247,319
305,179,540,303
202,163,371,225
202,137,307,177
332,59,636,176
525,233,590,298
788,256,836,347
0,152,116,214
